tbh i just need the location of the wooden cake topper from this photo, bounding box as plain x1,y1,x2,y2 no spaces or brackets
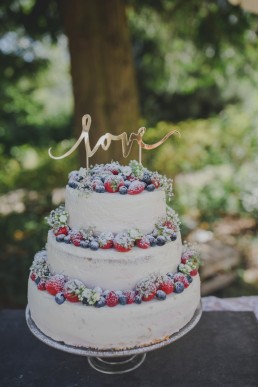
48,114,180,169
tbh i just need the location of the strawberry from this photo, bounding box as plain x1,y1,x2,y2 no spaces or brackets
98,232,114,249
142,291,156,302
30,272,36,282
114,241,132,252
106,291,118,307
63,279,83,303
54,226,69,236
159,279,174,294
64,293,79,303
37,279,46,291
128,181,145,195
114,233,133,252
104,175,124,193
45,275,65,296
136,237,150,249
124,290,135,304
100,240,113,249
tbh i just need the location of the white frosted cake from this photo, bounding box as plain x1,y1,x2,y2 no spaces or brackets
28,160,201,350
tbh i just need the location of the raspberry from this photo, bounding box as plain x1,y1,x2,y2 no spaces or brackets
136,237,150,249
37,279,46,291
124,290,135,304
106,291,118,307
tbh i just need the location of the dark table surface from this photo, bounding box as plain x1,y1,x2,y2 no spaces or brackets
0,310,258,387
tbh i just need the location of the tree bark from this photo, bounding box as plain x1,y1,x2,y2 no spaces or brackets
61,0,140,166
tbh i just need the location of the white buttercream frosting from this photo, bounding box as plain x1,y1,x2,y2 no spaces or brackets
28,275,200,350
65,186,167,234
47,231,182,290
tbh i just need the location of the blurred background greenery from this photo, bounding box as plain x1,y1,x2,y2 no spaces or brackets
1,0,258,308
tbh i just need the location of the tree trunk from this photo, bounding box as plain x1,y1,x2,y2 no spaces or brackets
61,0,140,166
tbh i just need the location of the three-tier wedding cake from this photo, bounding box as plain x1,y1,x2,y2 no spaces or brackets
28,160,201,350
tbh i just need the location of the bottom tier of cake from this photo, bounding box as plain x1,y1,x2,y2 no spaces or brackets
28,275,200,350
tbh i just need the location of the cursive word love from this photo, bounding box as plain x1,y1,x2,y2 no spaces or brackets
48,114,179,168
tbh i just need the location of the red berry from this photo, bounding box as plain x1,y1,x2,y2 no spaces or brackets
104,176,124,193
55,226,69,236
182,277,190,288
173,273,186,283
124,290,135,304
151,176,160,188
46,275,65,296
100,240,113,249
70,232,83,244
72,238,81,247
128,181,145,195
163,220,174,230
64,293,79,303
159,280,174,294
106,291,118,307
136,237,150,249
181,253,191,264
142,291,156,302
113,240,132,253
37,279,46,291
190,269,198,276
30,272,36,281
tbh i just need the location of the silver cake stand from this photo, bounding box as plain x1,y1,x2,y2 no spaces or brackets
26,302,202,374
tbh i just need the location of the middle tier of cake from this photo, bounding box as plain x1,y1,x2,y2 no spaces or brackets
47,231,182,290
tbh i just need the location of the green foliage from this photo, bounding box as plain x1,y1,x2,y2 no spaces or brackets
128,0,258,123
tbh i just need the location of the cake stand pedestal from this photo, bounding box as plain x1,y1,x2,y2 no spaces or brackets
26,303,202,374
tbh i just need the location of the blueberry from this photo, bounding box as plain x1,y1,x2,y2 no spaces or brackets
142,173,152,185
119,186,127,195
134,295,142,304
82,297,89,305
68,181,78,189
64,236,71,244
95,296,106,308
95,185,106,193
146,184,155,192
35,277,41,285
170,232,177,241
146,235,156,246
80,240,89,248
156,236,166,246
119,295,127,305
167,272,174,280
156,290,167,300
55,292,66,305
186,275,193,283
56,234,65,242
124,180,131,188
89,240,99,250
174,282,184,294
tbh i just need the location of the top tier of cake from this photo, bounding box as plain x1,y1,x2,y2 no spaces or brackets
65,187,166,234
64,161,172,235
